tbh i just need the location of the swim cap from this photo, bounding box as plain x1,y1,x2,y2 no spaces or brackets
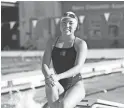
61,11,78,23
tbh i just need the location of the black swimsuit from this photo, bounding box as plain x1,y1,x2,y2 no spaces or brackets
51,37,83,91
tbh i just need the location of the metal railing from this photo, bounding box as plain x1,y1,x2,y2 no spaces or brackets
91,99,124,108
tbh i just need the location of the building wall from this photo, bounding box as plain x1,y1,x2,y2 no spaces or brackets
61,1,124,15
19,1,124,49
19,1,61,49
60,1,124,48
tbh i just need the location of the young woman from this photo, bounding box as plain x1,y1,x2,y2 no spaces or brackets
42,11,87,108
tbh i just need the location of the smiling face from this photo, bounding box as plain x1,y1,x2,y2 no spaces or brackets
60,17,78,36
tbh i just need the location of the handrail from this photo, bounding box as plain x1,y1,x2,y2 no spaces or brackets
1,49,124,58
91,99,124,108
1,59,124,93
92,104,117,108
2,59,124,81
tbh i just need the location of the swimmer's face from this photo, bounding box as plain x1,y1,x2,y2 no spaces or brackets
60,17,78,35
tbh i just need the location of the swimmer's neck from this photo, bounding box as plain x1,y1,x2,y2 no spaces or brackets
60,34,75,42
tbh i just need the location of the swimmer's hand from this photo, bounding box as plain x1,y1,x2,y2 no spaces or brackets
43,64,54,87
44,64,60,81
44,64,59,87
44,64,64,94
45,78,55,87
50,74,60,82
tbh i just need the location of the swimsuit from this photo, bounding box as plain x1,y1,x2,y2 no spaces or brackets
51,37,83,91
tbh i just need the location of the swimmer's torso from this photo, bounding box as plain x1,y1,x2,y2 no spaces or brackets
51,37,82,91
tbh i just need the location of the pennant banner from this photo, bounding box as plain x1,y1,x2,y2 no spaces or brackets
104,13,110,21
79,15,85,24
32,20,38,28
55,18,60,25
10,21,16,29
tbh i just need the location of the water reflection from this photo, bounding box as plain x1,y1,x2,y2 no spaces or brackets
1,89,44,108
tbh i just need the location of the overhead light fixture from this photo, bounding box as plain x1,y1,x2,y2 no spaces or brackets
1,1,17,7
1,1,17,3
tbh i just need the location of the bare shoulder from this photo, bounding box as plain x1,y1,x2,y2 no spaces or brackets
47,36,54,45
46,36,55,48
74,37,87,50
45,36,59,50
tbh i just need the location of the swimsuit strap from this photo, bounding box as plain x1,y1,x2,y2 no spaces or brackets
54,36,60,47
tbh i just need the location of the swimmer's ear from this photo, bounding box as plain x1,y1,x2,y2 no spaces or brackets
75,15,79,32
76,24,80,31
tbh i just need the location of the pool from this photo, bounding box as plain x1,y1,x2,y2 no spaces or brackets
1,57,124,108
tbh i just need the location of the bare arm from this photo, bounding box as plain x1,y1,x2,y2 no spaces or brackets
42,37,64,92
57,39,87,80
42,37,53,78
